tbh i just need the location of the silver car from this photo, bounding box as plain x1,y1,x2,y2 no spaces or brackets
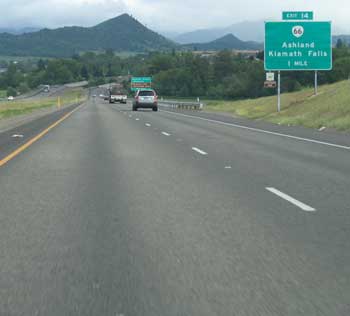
132,89,158,111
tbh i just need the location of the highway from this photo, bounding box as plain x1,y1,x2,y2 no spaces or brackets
0,91,349,315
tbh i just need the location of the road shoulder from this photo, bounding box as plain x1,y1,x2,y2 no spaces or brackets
160,107,350,148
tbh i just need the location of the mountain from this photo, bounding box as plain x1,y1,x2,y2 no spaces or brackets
0,27,41,35
175,20,350,46
174,29,224,44
0,14,175,57
183,34,262,51
174,20,265,43
159,30,181,39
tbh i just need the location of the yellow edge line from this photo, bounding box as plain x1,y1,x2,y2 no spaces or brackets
0,103,84,167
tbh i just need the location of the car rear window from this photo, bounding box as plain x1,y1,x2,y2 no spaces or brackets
139,91,155,96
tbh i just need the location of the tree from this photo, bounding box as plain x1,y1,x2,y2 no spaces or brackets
37,59,46,71
149,54,174,74
106,63,113,77
92,65,103,78
256,50,264,61
44,60,74,84
4,63,21,88
81,65,89,79
105,48,115,58
336,39,344,49
27,71,46,88
213,50,235,80
18,82,30,94
7,86,17,97
327,57,350,82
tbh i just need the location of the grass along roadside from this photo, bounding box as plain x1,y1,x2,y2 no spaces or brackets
0,88,86,120
0,90,6,98
204,80,350,132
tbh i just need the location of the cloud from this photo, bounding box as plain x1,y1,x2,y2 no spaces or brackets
132,0,350,33
0,0,349,34
0,0,128,28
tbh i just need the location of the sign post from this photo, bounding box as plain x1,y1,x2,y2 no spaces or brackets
277,71,281,112
314,71,318,95
265,19,332,111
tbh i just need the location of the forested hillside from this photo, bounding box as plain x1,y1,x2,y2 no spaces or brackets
1,46,350,100
0,14,175,57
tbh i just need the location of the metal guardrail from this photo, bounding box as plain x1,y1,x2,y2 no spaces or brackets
158,100,204,110
0,88,44,102
65,81,89,88
15,88,44,100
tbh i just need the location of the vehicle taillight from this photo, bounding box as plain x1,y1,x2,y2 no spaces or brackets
154,95,158,101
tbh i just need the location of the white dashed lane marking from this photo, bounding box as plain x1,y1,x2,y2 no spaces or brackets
266,187,316,212
192,147,208,156
160,110,350,150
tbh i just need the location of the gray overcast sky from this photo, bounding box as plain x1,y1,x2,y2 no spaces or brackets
1,0,349,33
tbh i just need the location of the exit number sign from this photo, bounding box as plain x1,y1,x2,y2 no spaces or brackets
283,11,314,20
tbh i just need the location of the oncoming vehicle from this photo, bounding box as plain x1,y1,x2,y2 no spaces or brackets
133,89,158,111
109,85,127,104
7,96,14,101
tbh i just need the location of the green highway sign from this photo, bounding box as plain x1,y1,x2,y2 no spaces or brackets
131,77,152,91
283,11,313,20
264,21,332,71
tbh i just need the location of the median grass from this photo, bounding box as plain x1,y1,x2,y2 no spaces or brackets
205,80,350,132
0,88,86,120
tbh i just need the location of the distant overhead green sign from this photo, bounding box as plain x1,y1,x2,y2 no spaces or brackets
131,77,152,91
264,21,332,71
283,11,313,21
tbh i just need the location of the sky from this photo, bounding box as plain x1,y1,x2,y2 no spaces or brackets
0,0,349,34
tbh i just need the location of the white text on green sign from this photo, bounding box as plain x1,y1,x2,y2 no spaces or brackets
282,11,313,20
131,77,152,83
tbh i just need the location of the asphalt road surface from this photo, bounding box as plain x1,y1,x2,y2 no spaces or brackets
1,91,349,316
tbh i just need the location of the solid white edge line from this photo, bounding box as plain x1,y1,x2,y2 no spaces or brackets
161,132,171,136
160,110,350,150
192,147,208,155
266,187,316,212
